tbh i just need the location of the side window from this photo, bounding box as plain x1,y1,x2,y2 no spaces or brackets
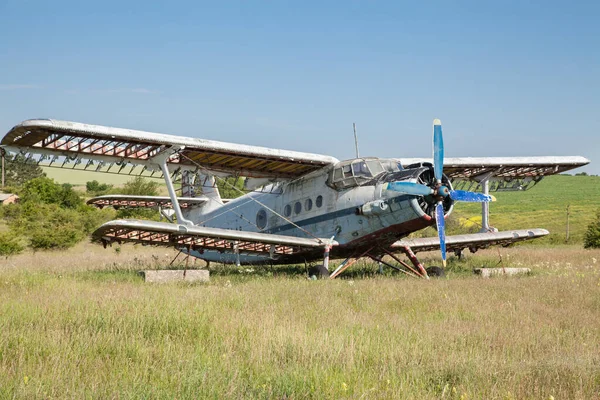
256,209,267,230
305,198,313,211
294,201,302,215
284,204,292,217
316,195,323,208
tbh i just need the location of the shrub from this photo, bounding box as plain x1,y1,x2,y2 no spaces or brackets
584,209,600,249
3,200,114,251
0,232,25,256
86,180,113,195
29,225,84,250
19,177,83,209
114,177,160,220
120,176,159,196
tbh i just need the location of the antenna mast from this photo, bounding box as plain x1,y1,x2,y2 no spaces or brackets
353,122,360,158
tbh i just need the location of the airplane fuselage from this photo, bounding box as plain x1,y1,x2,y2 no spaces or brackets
184,160,453,265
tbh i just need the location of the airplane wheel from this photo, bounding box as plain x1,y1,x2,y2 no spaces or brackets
426,266,445,278
309,265,330,279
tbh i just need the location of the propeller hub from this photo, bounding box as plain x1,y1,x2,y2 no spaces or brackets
437,185,450,198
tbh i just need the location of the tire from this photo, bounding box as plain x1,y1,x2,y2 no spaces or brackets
309,265,330,279
426,266,445,278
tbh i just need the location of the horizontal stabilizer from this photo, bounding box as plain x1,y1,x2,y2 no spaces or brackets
391,228,549,254
93,219,334,256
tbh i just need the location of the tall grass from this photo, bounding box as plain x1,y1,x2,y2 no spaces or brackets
1,243,600,398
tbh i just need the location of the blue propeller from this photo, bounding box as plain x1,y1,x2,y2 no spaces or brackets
433,119,444,183
386,119,496,269
387,182,433,196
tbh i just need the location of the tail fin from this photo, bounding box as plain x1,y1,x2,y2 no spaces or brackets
200,174,223,207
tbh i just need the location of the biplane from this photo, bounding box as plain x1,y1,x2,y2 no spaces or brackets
0,118,589,278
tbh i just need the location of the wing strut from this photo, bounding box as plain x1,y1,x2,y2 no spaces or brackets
480,177,498,232
156,150,193,226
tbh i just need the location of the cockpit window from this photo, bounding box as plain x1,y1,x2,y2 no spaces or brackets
366,160,385,176
352,161,370,177
328,157,397,190
342,165,353,178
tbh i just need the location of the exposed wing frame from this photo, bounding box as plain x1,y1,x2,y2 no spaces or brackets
94,219,335,256
1,119,339,179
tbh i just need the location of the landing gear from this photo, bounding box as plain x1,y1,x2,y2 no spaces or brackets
309,264,331,279
426,266,446,278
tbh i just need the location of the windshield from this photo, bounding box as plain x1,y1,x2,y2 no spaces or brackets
328,158,396,190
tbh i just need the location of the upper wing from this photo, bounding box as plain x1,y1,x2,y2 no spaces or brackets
1,119,339,179
398,156,590,191
391,228,549,254
93,219,334,255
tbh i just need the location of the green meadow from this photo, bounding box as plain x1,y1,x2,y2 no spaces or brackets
1,171,598,399
418,174,600,245
1,245,599,399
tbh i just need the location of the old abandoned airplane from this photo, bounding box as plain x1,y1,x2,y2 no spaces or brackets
0,119,589,278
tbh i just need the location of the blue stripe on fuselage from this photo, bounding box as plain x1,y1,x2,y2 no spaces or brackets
264,194,410,235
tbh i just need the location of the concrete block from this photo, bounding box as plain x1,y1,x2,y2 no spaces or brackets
141,270,209,283
474,268,531,278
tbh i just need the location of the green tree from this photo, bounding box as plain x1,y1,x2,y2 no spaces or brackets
19,177,83,209
114,176,160,220
584,209,600,249
120,176,160,196
215,176,245,199
1,153,46,188
86,180,113,195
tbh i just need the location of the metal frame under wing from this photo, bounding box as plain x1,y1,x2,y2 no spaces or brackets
87,195,210,209
94,219,335,256
398,156,589,179
391,228,549,254
398,156,590,191
1,119,339,179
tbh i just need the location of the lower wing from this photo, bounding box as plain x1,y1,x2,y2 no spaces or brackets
93,219,333,257
390,229,549,254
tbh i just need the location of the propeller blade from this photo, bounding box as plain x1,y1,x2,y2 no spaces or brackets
449,190,496,203
433,119,444,182
386,182,434,196
435,201,447,268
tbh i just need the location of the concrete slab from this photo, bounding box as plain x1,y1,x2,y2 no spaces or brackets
474,268,531,278
141,270,209,283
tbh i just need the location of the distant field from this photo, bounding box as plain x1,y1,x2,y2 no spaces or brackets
419,174,600,245
42,166,164,187
1,243,599,399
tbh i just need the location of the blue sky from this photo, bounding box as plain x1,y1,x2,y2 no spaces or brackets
1,0,598,173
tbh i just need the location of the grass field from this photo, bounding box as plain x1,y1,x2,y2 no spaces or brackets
419,174,600,245
1,243,600,399
3,171,597,398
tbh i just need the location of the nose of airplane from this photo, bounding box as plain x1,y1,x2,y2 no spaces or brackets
383,119,496,268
